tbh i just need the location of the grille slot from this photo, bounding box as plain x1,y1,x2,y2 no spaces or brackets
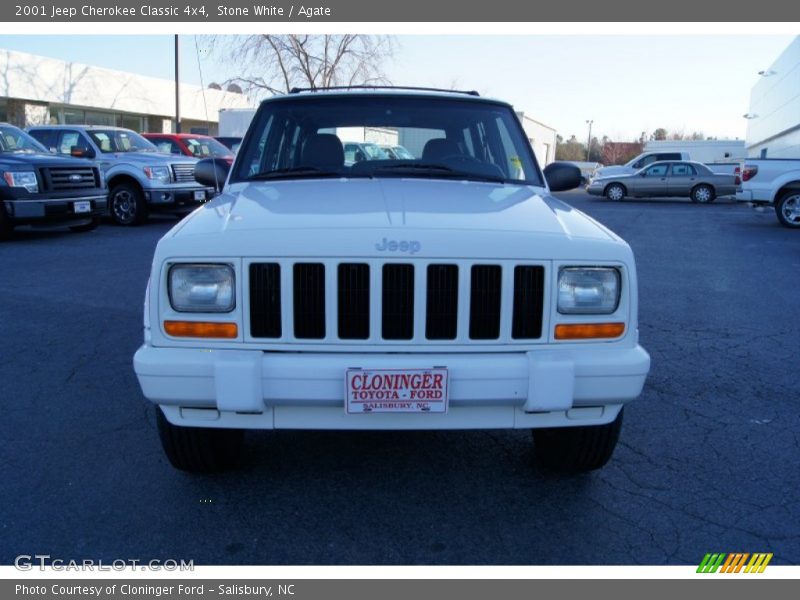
42,167,97,190
293,263,326,339
171,163,196,183
512,266,545,339
249,263,282,338
469,265,502,339
382,264,414,340
338,263,370,339
425,264,458,340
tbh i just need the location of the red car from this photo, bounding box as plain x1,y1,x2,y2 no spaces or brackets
142,133,234,165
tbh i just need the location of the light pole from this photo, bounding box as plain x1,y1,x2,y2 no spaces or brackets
174,35,181,133
585,119,593,161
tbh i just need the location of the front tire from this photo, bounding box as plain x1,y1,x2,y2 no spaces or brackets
775,190,800,228
691,184,715,204
605,183,626,201
532,408,624,472
109,183,148,226
156,407,244,473
0,205,13,241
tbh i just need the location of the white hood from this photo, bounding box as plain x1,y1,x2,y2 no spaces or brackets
157,178,630,261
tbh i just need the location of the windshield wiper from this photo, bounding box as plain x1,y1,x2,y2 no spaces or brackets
372,163,506,184
247,167,343,181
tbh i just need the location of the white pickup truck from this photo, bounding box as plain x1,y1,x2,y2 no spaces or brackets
133,88,650,474
736,159,800,228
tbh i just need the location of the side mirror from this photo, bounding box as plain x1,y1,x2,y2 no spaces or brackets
71,145,95,159
195,157,230,192
544,162,582,192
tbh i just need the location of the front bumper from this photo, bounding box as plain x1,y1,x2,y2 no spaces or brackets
134,345,650,430
586,183,603,196
4,194,107,223
145,186,215,208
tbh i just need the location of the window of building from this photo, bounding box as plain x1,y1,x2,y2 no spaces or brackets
0,98,7,122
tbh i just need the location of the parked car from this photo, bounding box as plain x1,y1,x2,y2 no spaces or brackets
0,123,106,239
379,144,415,160
736,158,800,228
215,136,242,153
587,160,738,203
133,87,650,474
28,125,215,226
593,151,689,179
143,133,235,165
343,141,391,165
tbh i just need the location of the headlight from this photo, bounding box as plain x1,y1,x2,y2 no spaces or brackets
168,264,235,313
143,165,171,183
3,171,39,193
558,267,620,314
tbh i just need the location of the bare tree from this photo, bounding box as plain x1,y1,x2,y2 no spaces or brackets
206,35,395,96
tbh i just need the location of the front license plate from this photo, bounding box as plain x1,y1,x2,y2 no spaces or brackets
345,368,449,414
194,190,206,201
73,201,91,213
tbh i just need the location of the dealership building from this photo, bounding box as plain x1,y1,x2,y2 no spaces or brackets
744,36,800,158
0,48,252,135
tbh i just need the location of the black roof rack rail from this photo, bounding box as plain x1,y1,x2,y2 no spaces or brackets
288,85,480,97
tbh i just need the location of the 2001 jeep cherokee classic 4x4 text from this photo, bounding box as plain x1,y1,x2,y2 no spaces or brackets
133,88,651,473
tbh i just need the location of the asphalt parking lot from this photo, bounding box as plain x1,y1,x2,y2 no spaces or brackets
1,191,798,566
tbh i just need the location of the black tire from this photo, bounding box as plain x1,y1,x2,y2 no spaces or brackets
69,216,100,233
691,184,716,204
0,205,13,241
605,183,626,201
775,190,800,228
109,182,148,226
532,408,624,472
156,407,244,473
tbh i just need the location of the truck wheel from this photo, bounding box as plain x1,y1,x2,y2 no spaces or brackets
109,183,148,226
691,184,715,204
0,206,13,240
775,191,800,228
532,408,623,472
69,216,100,233
605,183,626,201
156,407,244,473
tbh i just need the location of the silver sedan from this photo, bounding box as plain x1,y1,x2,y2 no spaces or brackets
587,160,738,203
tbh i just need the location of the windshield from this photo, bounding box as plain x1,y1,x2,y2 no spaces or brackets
0,125,49,154
184,136,233,158
88,129,158,153
233,95,543,186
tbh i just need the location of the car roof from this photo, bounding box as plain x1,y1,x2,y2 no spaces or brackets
27,124,133,131
262,87,511,108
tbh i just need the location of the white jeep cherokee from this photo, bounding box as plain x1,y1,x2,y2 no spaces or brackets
133,88,650,473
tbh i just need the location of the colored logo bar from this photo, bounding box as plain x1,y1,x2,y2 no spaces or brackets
697,553,773,573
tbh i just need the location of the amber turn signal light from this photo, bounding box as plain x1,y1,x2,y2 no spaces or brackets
164,320,238,339
554,322,625,340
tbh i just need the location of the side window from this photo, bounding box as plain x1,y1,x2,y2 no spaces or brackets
645,164,669,177
671,163,689,176
29,129,55,150
640,155,658,168
660,153,682,161
344,144,357,163
57,131,81,154
686,164,697,176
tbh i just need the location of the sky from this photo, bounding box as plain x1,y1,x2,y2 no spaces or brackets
0,34,794,141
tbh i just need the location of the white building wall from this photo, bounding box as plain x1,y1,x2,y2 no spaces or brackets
745,36,800,158
517,112,557,166
0,48,251,128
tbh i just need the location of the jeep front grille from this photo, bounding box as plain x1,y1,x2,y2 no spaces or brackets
248,260,545,345
171,163,196,183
